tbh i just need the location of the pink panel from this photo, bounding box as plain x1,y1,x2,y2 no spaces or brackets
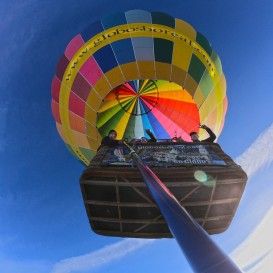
65,34,85,60
79,56,103,86
51,76,61,102
148,106,191,140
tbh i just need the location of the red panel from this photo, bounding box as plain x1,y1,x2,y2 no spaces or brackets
51,76,61,103
65,34,85,60
154,98,199,132
69,92,85,118
51,100,61,124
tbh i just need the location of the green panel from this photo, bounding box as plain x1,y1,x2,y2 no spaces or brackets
98,108,127,137
121,97,136,113
199,70,214,98
151,12,175,28
123,115,136,139
97,104,122,127
188,55,206,84
211,51,222,76
196,32,212,56
65,144,77,157
79,147,95,161
154,38,173,63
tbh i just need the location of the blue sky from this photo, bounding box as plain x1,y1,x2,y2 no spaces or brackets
1,0,273,272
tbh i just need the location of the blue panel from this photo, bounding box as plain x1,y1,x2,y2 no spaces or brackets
128,81,137,91
132,37,153,47
135,47,155,61
141,103,169,138
125,10,152,23
132,37,154,62
81,21,104,42
102,12,127,29
111,39,135,65
93,44,118,73
151,12,175,28
140,111,154,138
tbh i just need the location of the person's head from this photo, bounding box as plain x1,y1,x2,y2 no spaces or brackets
190,131,199,142
108,130,117,139
140,137,147,143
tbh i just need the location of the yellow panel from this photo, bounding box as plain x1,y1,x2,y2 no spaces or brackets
184,74,198,97
199,101,209,124
216,102,224,133
198,73,226,120
98,99,119,113
207,108,217,129
104,67,125,88
175,18,196,41
114,109,133,138
172,39,193,71
154,62,172,81
220,73,227,95
171,65,187,86
120,62,140,81
138,61,156,79
84,104,97,125
56,123,68,143
87,135,101,151
90,77,112,101
86,89,102,111
86,126,102,150
202,89,218,114
86,124,100,138
78,132,90,148
87,127,102,142
193,86,205,108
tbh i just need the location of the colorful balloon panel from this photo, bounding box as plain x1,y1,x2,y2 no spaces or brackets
51,10,227,165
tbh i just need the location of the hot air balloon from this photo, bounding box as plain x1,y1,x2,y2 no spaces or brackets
51,10,227,166
52,10,247,273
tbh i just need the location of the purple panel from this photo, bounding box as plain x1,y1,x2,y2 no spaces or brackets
55,54,70,81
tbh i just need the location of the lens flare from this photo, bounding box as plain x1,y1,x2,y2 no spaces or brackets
194,170,216,187
194,170,207,182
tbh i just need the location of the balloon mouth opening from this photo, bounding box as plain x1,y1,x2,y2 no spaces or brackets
97,79,200,140
114,80,159,116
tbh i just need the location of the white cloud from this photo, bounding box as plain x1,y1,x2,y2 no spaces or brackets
235,123,273,178
231,206,273,273
51,238,155,273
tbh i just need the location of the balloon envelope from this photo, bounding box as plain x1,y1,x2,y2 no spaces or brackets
51,10,227,165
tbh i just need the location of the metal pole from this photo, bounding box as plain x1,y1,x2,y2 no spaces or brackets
124,143,243,273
